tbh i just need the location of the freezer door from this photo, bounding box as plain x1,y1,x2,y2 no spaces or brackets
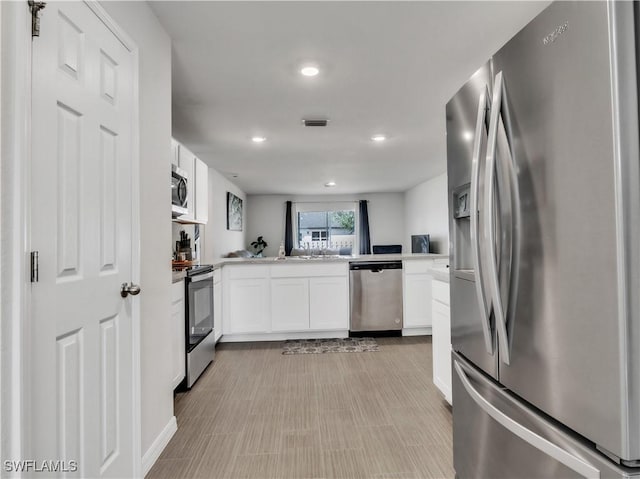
446,62,498,379
489,1,640,462
453,353,636,479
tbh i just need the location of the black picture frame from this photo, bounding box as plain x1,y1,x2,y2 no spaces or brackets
227,192,243,231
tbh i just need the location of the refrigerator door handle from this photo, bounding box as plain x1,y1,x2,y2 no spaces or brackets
485,71,521,365
453,360,601,479
470,87,494,355
498,72,522,366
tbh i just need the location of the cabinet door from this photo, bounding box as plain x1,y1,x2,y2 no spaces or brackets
309,276,349,330
403,274,433,328
432,300,452,404
228,278,270,333
271,278,309,331
195,158,208,224
178,144,195,221
171,282,186,389
213,280,222,342
171,138,180,166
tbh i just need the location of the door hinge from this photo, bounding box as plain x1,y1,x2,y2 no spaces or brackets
28,0,46,37
30,251,39,283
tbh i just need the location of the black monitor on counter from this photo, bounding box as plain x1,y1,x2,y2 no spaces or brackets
411,234,430,254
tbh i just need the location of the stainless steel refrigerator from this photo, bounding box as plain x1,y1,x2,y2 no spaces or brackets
446,2,640,477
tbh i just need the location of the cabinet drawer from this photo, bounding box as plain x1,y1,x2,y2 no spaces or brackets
310,263,347,277
404,260,433,275
213,269,222,284
227,265,269,279
270,263,347,278
171,280,184,302
432,279,450,306
270,264,312,278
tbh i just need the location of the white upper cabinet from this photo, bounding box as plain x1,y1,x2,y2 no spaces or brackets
174,139,208,224
178,143,196,221
171,138,180,166
195,157,209,223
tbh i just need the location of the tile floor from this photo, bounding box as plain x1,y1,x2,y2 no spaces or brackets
148,336,454,479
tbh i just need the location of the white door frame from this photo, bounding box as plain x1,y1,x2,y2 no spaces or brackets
0,2,142,475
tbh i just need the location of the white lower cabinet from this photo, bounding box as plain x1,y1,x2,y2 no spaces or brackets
213,269,222,342
271,278,310,331
432,279,452,404
403,259,434,333
222,263,349,340
309,276,349,330
227,278,270,333
171,281,186,389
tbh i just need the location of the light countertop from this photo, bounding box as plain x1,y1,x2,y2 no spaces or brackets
172,270,187,283
211,253,448,270
427,266,450,283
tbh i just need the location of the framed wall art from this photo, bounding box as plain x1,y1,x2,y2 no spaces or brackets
227,192,243,231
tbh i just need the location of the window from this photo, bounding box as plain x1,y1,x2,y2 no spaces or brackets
311,231,328,241
294,202,357,254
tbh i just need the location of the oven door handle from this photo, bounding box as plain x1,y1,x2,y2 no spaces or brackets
190,271,214,282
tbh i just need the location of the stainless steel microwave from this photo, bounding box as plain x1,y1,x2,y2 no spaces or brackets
171,164,188,217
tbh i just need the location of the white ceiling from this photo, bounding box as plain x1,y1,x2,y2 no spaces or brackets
150,1,549,195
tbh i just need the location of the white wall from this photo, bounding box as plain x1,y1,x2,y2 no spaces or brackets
247,193,405,257
101,1,174,467
203,168,247,261
404,173,449,254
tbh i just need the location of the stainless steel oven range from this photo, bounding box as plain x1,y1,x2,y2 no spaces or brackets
184,264,215,388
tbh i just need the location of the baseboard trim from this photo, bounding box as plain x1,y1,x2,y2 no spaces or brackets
220,330,349,343
142,416,177,477
434,377,452,406
402,327,432,336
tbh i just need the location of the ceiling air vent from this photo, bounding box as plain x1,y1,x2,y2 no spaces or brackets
302,119,329,127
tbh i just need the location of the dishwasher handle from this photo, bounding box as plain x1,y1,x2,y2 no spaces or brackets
349,261,403,271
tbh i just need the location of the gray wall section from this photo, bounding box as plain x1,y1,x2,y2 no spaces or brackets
246,193,406,257
203,168,247,261
101,1,174,460
404,173,449,254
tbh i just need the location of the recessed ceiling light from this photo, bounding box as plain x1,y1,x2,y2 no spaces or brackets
252,136,266,143
301,66,319,77
324,181,336,187
462,131,474,142
371,135,386,142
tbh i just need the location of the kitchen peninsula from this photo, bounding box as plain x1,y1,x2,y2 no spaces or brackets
211,253,448,343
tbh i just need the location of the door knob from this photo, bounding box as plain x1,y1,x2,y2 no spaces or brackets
121,282,141,298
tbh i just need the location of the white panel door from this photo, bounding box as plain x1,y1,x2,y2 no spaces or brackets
271,278,309,331
31,3,136,477
309,277,349,330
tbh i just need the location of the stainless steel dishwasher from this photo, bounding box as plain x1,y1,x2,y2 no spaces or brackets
349,261,403,332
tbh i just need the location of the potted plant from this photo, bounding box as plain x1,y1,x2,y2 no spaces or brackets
250,236,268,257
